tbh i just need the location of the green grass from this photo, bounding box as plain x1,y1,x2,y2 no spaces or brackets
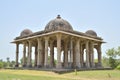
0,69,120,80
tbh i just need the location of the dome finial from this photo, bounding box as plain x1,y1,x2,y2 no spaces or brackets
57,15,61,19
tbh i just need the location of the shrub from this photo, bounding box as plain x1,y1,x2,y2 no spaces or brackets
116,64,120,70
0,62,3,69
108,57,117,68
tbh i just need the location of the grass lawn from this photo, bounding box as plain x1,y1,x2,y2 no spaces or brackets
0,69,119,80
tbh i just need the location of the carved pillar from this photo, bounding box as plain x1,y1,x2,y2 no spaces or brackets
80,43,83,67
75,39,81,68
89,43,91,67
73,42,76,68
86,40,90,68
42,42,45,66
82,47,85,67
15,43,19,67
97,43,102,67
90,42,95,67
50,40,54,68
27,40,32,67
37,38,43,67
23,42,26,67
64,39,68,68
34,44,37,67
56,34,62,69
44,37,49,67
70,38,73,68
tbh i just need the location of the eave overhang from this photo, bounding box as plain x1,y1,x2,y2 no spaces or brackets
11,30,105,43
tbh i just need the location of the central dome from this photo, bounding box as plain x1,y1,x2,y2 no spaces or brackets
44,15,73,31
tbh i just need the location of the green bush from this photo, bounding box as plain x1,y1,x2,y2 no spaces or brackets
116,64,120,70
0,62,3,69
108,57,117,68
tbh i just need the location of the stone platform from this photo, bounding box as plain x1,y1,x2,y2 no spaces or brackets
9,67,112,74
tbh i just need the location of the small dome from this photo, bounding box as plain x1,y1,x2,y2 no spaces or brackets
44,15,73,31
85,30,97,37
20,29,33,37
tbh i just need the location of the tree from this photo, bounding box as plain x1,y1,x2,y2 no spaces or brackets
6,57,10,68
116,46,120,56
106,48,116,58
20,57,27,64
116,64,120,70
102,56,109,67
0,61,3,69
105,47,120,68
0,59,3,62
109,57,117,68
9,61,15,67
6,57,10,62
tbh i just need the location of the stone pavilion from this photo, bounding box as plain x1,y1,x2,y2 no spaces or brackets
12,15,104,69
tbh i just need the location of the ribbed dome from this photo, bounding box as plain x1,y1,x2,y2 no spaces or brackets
20,29,33,37
85,30,97,37
44,15,73,31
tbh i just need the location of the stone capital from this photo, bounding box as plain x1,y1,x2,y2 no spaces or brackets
27,40,32,45
50,39,54,44
64,38,68,44
44,36,49,40
22,41,27,44
37,38,41,41
56,33,61,38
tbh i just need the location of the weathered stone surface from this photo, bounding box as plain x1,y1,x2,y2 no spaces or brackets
13,15,104,70
45,15,73,31
85,30,97,37
20,29,33,37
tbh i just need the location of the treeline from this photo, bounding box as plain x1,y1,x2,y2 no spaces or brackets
0,57,15,68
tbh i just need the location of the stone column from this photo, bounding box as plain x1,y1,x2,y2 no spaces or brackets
42,42,45,66
75,39,81,68
27,40,32,67
86,40,90,68
23,42,26,67
44,37,49,67
80,44,83,67
70,38,73,68
15,43,19,67
89,43,91,67
97,43,102,67
50,40,54,68
73,42,76,68
37,38,43,67
34,45,37,67
82,47,85,67
56,34,62,69
64,39,68,68
90,42,95,67
68,50,70,63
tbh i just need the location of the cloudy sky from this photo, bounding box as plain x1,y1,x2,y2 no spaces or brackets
0,0,120,61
